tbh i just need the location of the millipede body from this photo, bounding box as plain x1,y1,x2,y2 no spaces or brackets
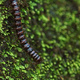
12,0,41,63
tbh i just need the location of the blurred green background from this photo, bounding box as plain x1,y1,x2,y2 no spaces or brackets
0,0,80,80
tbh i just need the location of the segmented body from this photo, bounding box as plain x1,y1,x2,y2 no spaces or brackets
12,0,41,63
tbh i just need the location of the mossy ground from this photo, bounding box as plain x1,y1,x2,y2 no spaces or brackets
0,0,80,80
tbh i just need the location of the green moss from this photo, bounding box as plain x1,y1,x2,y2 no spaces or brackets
0,0,80,80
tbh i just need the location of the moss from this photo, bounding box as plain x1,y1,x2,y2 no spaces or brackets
0,0,80,80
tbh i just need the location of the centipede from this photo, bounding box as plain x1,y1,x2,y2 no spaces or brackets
11,0,41,63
